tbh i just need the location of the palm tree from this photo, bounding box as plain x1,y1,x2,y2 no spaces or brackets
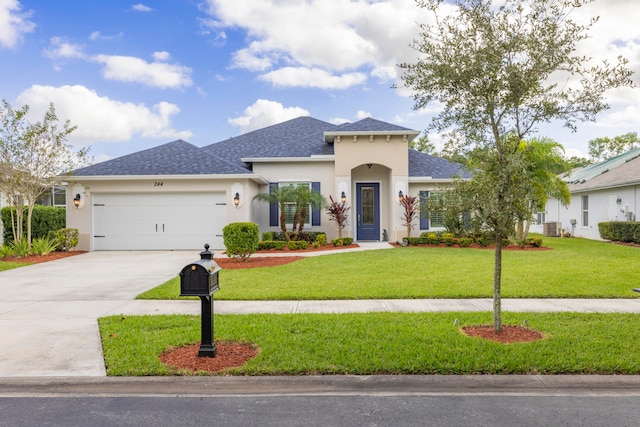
293,186,326,239
253,184,296,241
253,184,326,241
515,137,571,241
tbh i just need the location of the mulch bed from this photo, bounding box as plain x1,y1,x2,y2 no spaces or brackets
462,325,545,343
215,256,303,269
160,342,259,374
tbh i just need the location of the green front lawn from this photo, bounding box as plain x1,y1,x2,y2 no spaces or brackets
99,312,640,376
137,236,640,300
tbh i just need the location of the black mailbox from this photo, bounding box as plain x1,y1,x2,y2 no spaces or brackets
179,244,221,296
178,244,221,357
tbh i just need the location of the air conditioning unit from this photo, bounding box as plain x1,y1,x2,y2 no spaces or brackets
543,221,562,237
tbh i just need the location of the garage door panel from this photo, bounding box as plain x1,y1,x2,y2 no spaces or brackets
93,193,226,250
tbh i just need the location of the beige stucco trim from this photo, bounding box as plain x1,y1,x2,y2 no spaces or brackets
241,156,334,163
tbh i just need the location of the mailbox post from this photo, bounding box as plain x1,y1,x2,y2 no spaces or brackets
179,244,221,357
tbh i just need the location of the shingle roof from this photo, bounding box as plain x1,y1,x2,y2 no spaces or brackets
72,140,250,176
566,147,640,192
409,149,471,179
70,116,467,180
563,147,640,185
202,116,335,166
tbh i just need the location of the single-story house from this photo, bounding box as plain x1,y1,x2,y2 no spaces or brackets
530,147,640,240
65,116,469,251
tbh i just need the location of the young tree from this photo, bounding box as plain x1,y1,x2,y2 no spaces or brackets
0,100,88,246
399,194,419,239
400,0,633,331
326,195,350,239
588,132,640,161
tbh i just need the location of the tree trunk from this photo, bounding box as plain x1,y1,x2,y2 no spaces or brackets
493,233,503,332
279,207,290,242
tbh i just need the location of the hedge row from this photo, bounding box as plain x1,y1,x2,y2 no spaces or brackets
1,206,66,243
598,222,640,243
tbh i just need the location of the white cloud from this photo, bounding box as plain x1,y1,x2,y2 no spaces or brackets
594,105,640,130
131,3,153,12
89,31,124,41
152,51,171,61
43,37,85,60
259,67,367,90
16,85,192,145
203,0,426,87
0,0,35,49
228,99,310,134
356,110,372,120
93,54,192,89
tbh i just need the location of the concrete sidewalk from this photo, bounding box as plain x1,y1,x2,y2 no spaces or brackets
1,243,640,378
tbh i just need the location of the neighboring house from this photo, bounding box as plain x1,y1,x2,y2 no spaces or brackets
65,116,469,251
531,147,640,240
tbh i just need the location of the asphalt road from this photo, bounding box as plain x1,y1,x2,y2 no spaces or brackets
2,376,640,427
1,394,639,426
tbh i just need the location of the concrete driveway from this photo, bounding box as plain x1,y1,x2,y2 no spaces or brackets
0,251,197,377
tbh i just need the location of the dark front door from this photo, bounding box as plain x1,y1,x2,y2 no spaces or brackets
356,183,380,241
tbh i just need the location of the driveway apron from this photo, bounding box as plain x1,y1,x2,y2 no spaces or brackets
0,251,196,377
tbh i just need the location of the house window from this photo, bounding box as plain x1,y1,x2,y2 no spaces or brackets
536,212,546,225
281,182,311,226
419,191,444,230
581,195,589,226
36,186,66,207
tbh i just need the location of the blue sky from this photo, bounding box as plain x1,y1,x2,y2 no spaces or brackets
1,0,639,164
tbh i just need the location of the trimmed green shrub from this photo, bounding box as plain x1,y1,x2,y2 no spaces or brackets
223,222,259,261
404,237,429,245
288,240,309,250
526,237,543,248
258,240,286,250
262,231,276,241
314,233,327,246
1,206,66,244
458,238,473,247
48,228,79,251
343,237,353,245
599,221,640,243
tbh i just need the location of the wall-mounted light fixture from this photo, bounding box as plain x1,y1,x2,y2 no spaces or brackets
233,192,240,207
341,191,347,203
398,190,404,203
616,197,622,205
73,193,81,209
367,163,373,169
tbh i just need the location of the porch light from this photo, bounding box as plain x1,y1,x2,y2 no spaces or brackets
341,191,346,203
233,192,240,207
398,190,404,203
73,193,81,209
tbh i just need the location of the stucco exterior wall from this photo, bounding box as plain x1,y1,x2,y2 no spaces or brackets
533,185,640,240
251,161,338,239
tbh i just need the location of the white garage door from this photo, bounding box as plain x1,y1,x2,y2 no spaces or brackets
93,193,226,250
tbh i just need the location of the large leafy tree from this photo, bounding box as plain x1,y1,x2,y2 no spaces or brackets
0,100,88,245
588,132,640,161
400,0,633,331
